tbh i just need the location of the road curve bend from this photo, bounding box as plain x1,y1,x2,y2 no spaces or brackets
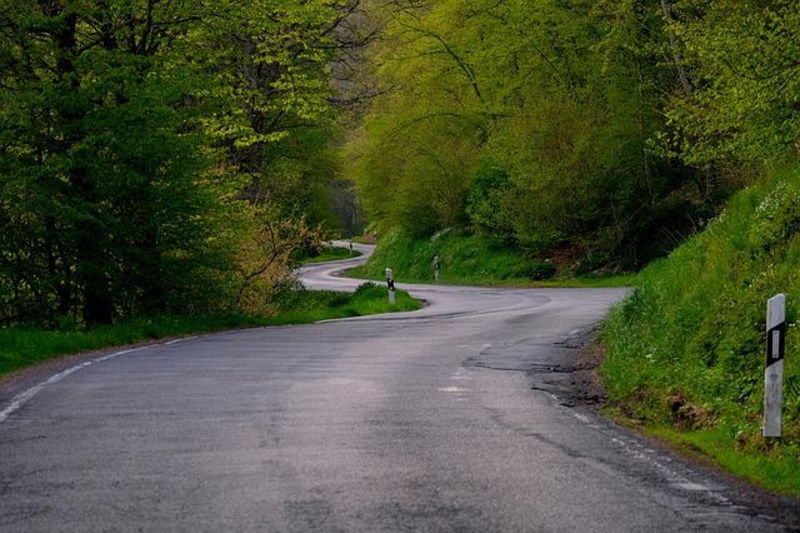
0,244,795,531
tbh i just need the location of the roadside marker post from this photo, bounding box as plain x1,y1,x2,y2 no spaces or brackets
386,267,396,306
764,294,786,438
434,254,440,282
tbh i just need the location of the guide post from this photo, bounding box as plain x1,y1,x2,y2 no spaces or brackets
386,267,396,306
764,294,786,438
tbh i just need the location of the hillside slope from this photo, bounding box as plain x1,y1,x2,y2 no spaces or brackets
603,171,800,494
351,229,633,287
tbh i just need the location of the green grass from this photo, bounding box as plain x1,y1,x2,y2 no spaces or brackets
302,245,362,264
602,169,800,495
644,426,800,496
349,228,633,287
503,274,634,289
263,282,420,325
0,283,420,377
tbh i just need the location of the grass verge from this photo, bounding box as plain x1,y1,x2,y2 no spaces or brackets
0,283,420,377
349,229,633,287
650,426,800,496
602,169,800,496
302,244,362,264
602,409,800,496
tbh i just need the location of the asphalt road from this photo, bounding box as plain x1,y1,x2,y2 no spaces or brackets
0,244,796,531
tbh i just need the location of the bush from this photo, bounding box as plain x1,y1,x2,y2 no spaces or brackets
514,260,557,281
355,229,541,283
353,282,381,297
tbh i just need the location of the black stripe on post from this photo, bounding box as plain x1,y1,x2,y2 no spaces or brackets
767,322,786,367
764,293,786,438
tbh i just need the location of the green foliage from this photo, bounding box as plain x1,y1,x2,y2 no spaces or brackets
0,1,229,325
195,0,357,234
247,282,420,322
647,426,800,496
0,1,356,327
465,160,514,240
353,229,559,284
302,245,362,264
661,0,800,167
345,281,420,313
253,129,346,231
346,0,496,238
0,314,268,376
0,284,421,376
350,0,712,269
603,171,800,463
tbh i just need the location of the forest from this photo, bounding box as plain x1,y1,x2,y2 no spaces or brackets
1,0,799,328
350,0,800,271
0,0,367,327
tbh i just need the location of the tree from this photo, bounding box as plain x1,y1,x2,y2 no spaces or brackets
349,0,720,268
347,0,489,237
660,1,800,168
0,0,359,327
0,1,224,325
196,0,367,232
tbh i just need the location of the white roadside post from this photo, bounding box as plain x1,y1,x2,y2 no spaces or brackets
434,254,441,282
764,294,786,438
386,267,396,306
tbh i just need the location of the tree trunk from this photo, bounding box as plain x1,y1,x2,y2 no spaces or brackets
660,0,693,96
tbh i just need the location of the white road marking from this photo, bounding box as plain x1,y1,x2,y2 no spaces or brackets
1,334,205,424
674,482,712,492
0,341,172,424
438,386,471,393
0,384,45,424
554,394,729,503
572,413,591,423
165,336,198,346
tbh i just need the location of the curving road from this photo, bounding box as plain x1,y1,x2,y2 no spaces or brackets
0,244,795,531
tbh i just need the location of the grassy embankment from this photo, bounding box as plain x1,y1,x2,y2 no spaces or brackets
0,281,419,377
302,244,362,264
349,229,632,287
602,171,800,495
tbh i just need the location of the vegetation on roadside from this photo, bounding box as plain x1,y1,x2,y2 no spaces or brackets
0,283,420,377
0,2,367,330
602,171,800,495
3,0,800,497
348,0,774,272
346,2,800,495
351,229,632,287
303,245,362,264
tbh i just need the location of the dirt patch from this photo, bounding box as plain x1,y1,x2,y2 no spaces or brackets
565,334,609,406
527,328,610,408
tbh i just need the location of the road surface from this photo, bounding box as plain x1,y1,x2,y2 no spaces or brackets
0,243,796,531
